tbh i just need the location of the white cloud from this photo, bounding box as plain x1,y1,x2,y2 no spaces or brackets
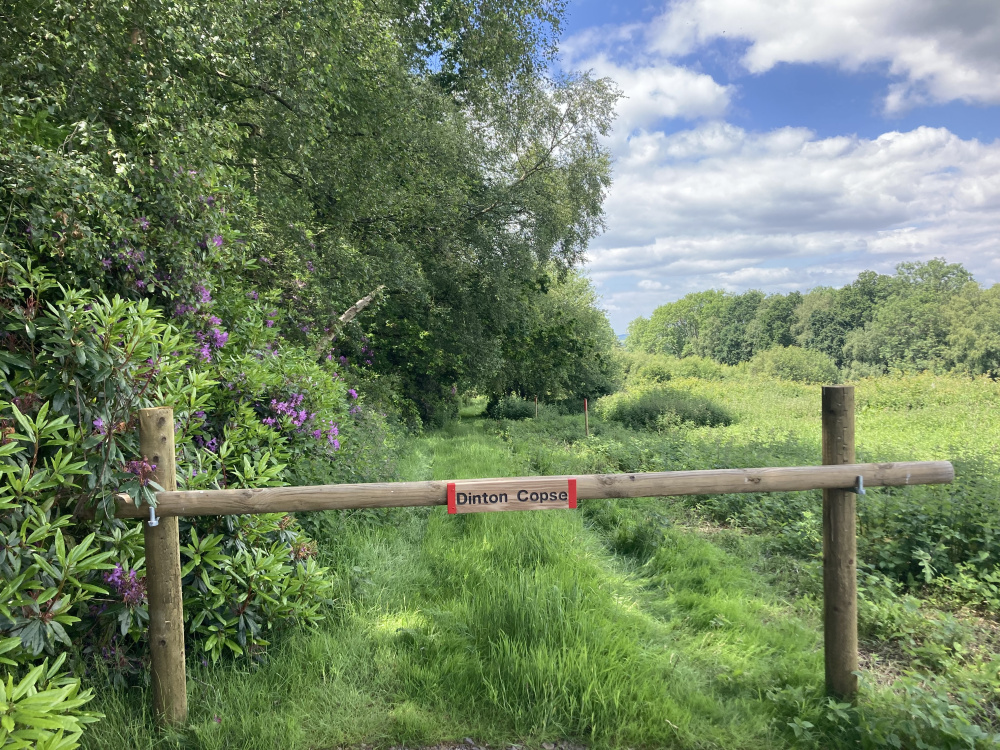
648,0,1000,112
573,55,732,138
561,1,1000,331
588,123,1000,330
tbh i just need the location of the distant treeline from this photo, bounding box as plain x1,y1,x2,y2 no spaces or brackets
626,259,1000,377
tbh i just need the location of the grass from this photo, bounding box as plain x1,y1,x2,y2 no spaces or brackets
83,417,830,749
82,371,1000,748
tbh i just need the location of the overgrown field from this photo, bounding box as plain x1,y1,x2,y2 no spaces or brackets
83,372,1000,749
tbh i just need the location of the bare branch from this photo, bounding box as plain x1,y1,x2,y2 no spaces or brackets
315,285,387,356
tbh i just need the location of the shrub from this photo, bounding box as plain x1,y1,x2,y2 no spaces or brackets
0,646,102,749
486,395,536,421
748,346,838,383
594,385,732,430
665,355,729,380
622,352,729,385
632,358,673,384
0,264,347,740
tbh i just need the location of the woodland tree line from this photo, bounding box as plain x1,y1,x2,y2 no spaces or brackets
1,0,621,427
626,259,1000,379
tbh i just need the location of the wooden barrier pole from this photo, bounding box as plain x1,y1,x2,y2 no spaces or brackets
139,407,188,725
114,460,954,519
584,398,589,437
822,386,858,699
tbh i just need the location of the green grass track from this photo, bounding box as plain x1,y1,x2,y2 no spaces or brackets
84,418,825,749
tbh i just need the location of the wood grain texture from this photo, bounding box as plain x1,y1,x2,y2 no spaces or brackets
822,386,858,699
114,460,954,519
139,407,188,725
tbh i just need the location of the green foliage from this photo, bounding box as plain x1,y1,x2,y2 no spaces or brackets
0,0,623,746
0,268,356,738
621,352,730,384
485,396,536,421
593,384,732,430
0,649,102,750
494,271,621,402
747,346,839,383
629,259,1000,376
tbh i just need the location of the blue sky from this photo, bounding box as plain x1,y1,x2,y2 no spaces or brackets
558,0,1000,333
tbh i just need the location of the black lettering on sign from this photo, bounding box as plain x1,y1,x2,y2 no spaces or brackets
449,479,577,514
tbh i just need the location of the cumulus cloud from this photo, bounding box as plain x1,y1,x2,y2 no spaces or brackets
562,26,732,134
589,123,1000,329
648,0,1000,112
561,1,1000,331
580,55,732,140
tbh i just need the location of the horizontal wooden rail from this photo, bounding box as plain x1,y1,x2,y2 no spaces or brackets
115,460,954,518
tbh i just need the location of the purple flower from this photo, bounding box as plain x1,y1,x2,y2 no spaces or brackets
208,315,222,326
205,437,218,453
266,319,275,328
348,389,358,399
193,284,212,304
135,279,145,289
101,258,113,269
212,235,223,247
247,291,258,300
198,342,212,361
124,459,157,486
312,429,322,439
210,329,228,349
136,217,150,230
331,438,340,451
104,564,147,607
93,417,105,434
306,261,314,272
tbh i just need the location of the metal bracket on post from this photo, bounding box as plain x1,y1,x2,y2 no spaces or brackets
853,475,866,496
148,505,159,527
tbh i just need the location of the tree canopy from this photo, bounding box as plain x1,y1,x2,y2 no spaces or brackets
627,259,1000,377
1,0,620,423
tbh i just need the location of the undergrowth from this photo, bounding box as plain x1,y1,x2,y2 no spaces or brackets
81,371,1000,748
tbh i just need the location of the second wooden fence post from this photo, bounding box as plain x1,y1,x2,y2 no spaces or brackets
821,385,858,699
139,406,188,725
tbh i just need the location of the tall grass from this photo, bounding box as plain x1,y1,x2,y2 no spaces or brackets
83,418,828,749
83,371,1000,749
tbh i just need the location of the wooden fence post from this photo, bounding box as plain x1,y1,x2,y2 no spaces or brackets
139,407,188,725
584,398,589,437
821,386,858,699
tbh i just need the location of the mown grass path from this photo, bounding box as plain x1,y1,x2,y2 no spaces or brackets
85,418,826,750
